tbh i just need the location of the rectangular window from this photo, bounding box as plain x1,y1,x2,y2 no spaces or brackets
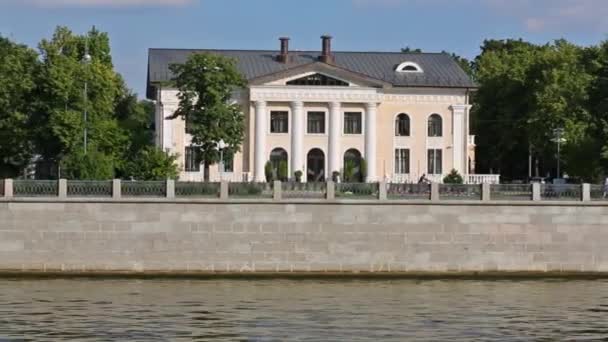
270,111,289,133
427,149,443,175
185,146,200,172
307,111,325,134
344,112,362,134
185,116,193,135
222,150,234,173
394,148,410,174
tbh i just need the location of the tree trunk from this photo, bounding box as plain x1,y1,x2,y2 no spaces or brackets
204,161,210,182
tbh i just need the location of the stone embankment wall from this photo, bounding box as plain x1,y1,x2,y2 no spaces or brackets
1,200,607,275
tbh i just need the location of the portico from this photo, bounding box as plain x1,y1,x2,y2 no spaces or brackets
251,86,380,182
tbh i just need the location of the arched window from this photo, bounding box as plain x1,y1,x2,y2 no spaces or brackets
395,113,410,136
396,61,423,73
343,149,363,182
270,148,288,180
428,114,443,137
307,149,325,182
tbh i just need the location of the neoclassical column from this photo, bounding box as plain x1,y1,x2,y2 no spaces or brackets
290,101,304,178
365,102,378,182
328,101,341,176
450,104,469,176
254,100,267,182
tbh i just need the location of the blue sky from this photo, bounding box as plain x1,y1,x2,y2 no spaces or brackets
1,0,607,97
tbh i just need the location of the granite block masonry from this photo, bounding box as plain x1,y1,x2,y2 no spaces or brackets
1,200,608,274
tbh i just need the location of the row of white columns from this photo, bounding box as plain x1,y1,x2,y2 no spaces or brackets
253,100,378,182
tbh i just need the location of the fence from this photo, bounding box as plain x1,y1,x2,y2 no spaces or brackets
1,179,606,203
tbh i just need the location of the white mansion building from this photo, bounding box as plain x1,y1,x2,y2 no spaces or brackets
147,36,498,184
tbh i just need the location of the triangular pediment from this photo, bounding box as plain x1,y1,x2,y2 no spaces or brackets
249,62,391,88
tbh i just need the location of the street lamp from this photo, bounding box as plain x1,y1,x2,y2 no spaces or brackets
552,128,566,179
217,139,227,180
82,37,92,154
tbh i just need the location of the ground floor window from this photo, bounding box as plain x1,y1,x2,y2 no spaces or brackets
221,150,234,173
185,146,200,172
427,149,442,175
394,148,410,174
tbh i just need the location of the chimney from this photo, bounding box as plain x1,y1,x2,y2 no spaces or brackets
277,37,290,63
319,35,334,64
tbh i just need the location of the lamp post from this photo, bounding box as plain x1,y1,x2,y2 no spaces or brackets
217,139,227,180
82,37,92,154
552,128,566,179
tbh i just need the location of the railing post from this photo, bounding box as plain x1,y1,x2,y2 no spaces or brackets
273,180,282,201
112,179,121,199
378,180,387,201
58,179,67,198
481,183,491,201
532,183,541,201
326,180,335,200
582,183,591,202
3,179,13,198
220,181,229,200
430,183,440,201
166,179,175,199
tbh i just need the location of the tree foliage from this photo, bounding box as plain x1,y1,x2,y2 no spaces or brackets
169,53,246,181
0,36,38,177
473,39,597,181
122,146,179,181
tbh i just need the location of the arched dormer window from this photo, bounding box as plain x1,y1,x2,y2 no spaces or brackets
428,114,442,137
286,73,349,86
395,113,410,136
396,61,423,73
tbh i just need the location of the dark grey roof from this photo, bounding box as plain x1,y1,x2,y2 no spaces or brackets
147,48,475,98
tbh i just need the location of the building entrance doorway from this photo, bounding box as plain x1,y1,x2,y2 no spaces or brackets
307,148,325,182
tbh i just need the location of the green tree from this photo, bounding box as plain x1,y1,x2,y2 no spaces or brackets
169,53,246,181
32,26,127,179
443,169,464,184
60,148,115,180
473,39,594,181
122,146,179,181
0,36,38,178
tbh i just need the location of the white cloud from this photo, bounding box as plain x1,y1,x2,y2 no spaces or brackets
1,0,197,7
353,0,608,32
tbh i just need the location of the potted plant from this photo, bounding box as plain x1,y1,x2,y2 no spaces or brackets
294,170,303,183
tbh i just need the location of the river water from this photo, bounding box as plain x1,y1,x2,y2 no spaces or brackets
0,279,607,341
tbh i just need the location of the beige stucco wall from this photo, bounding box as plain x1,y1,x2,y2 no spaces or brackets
158,85,469,182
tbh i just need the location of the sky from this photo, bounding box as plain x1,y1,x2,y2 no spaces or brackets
1,0,607,97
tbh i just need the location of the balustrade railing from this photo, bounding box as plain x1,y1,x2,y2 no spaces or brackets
122,181,166,197
439,184,482,200
228,182,272,198
541,184,582,201
491,184,533,201
387,183,430,200
282,182,326,199
336,183,379,200
590,185,608,201
176,182,220,198
1,179,606,203
13,180,58,197
67,180,113,198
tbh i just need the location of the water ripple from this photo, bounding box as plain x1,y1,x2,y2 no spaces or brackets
0,279,606,341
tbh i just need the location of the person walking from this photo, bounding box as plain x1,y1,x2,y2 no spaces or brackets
603,177,608,199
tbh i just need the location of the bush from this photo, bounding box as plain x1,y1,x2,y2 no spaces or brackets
443,169,464,184
122,146,179,180
265,161,274,183
278,160,288,181
61,149,115,180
